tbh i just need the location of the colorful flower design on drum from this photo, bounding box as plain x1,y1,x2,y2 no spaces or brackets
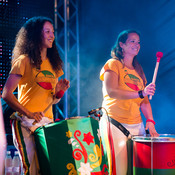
65,118,109,175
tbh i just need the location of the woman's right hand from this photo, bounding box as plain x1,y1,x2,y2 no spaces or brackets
143,82,156,97
27,111,44,123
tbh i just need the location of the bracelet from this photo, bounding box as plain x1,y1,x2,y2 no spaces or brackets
146,119,156,125
55,90,64,99
138,90,144,99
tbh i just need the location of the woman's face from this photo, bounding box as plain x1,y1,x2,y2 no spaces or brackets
41,21,55,49
120,33,140,57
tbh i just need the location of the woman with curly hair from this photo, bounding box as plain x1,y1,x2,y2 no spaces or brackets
100,29,159,175
2,16,69,175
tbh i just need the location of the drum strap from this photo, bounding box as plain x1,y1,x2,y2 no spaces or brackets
109,117,130,137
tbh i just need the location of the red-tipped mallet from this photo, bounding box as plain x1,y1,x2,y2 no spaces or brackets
149,52,163,100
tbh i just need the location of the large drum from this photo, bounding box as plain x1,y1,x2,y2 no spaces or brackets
132,134,175,175
34,117,108,175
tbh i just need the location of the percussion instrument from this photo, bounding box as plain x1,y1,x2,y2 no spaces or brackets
132,134,175,175
34,117,108,175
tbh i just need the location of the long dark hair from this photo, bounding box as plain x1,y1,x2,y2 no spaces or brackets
12,16,63,73
111,29,146,86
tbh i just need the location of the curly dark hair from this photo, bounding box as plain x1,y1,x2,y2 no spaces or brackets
111,29,146,86
12,16,63,73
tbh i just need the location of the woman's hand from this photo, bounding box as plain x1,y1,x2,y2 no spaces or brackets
143,82,156,97
27,111,44,123
145,122,159,137
55,78,70,94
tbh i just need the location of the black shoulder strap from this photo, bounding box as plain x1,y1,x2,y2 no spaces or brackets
109,117,130,137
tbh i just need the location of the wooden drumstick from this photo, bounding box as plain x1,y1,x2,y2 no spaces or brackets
43,98,60,114
149,52,163,100
32,90,64,125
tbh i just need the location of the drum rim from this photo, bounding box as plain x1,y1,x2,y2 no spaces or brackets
67,116,88,119
132,134,175,142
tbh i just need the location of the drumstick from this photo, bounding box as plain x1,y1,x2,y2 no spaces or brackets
43,98,59,114
149,52,163,100
32,90,64,125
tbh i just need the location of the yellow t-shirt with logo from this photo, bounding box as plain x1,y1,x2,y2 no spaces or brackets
10,55,64,119
100,58,145,124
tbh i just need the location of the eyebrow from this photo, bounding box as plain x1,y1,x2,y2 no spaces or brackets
43,29,54,33
43,27,54,30
128,39,140,41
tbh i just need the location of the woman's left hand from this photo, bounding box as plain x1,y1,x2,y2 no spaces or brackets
145,122,159,137
143,82,156,97
55,78,70,94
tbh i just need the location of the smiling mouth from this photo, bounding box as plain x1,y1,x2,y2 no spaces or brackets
132,49,139,53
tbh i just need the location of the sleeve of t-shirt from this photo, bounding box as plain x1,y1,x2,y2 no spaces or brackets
10,56,28,76
56,69,64,79
100,59,120,81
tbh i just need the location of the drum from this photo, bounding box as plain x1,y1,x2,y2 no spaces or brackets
132,134,175,175
34,117,108,175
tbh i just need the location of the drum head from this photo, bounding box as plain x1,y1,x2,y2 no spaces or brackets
132,134,175,142
67,116,88,119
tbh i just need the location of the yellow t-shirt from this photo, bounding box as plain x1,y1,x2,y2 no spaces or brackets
100,58,145,124
10,55,64,119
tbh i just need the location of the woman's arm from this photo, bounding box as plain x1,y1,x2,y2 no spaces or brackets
104,70,155,99
2,74,29,115
140,97,159,137
2,74,43,122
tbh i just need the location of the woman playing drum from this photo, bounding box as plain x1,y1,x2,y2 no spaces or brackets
100,29,159,175
2,16,69,175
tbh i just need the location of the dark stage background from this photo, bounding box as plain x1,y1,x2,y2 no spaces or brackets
1,0,175,141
